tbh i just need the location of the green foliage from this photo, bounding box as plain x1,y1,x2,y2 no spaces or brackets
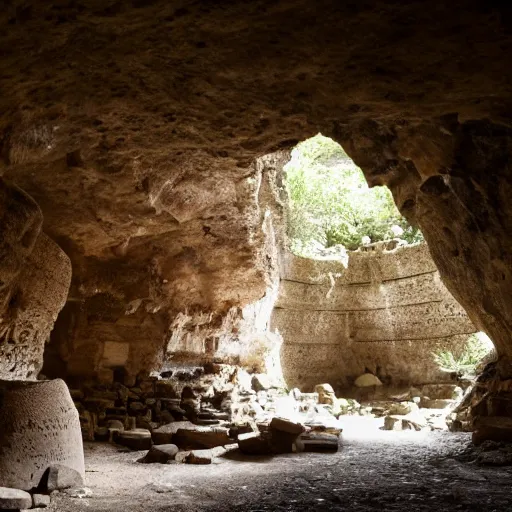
285,134,423,255
432,333,495,376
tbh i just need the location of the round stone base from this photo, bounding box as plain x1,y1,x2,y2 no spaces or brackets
0,378,85,490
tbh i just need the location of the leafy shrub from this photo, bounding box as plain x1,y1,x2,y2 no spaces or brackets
284,134,423,255
432,333,495,376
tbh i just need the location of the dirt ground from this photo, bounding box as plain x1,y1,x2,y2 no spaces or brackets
51,417,512,512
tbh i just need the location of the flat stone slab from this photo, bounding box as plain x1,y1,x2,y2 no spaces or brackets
152,421,199,445
0,486,33,509
298,432,339,452
114,429,152,450
173,428,231,449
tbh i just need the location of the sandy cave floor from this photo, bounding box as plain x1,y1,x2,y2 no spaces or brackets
50,418,512,512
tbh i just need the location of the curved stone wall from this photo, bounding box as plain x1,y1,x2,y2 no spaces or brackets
271,242,476,392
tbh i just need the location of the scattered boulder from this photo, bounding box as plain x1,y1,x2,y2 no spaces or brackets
314,383,337,405
289,388,302,400
238,432,272,455
269,417,305,435
46,464,84,492
175,451,191,463
383,413,427,431
354,373,383,388
0,487,33,510
139,444,179,464
114,428,152,450
383,416,403,431
229,424,255,439
268,417,305,454
33,493,51,508
252,374,271,391
388,401,418,415
421,384,460,400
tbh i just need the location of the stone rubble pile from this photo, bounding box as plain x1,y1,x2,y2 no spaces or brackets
0,465,87,511
67,368,472,470
375,383,464,432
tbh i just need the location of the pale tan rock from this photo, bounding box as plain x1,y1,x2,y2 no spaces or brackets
384,416,402,431
355,374,383,388
0,487,33,510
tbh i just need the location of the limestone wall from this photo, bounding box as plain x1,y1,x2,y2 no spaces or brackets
0,178,71,380
271,242,476,392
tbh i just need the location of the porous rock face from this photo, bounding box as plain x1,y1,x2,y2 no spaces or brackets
0,378,85,491
340,119,512,363
273,242,476,392
0,178,71,380
0,3,511,387
43,151,286,383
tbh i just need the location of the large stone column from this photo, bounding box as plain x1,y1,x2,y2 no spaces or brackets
0,177,72,379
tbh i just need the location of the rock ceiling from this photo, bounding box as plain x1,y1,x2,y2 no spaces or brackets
0,1,511,366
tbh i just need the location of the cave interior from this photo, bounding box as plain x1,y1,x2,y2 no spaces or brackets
1,1,512,510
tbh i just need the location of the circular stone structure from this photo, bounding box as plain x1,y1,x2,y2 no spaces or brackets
0,379,85,491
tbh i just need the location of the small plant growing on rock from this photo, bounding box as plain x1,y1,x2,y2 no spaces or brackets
432,333,495,377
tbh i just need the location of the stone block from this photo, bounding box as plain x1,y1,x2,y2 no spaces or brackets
0,487,32,510
269,417,305,435
152,421,198,445
238,432,272,455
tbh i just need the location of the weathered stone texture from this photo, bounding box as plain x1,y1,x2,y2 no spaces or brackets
0,379,85,491
340,119,512,364
0,1,511,404
44,152,286,383
272,243,476,392
0,178,71,379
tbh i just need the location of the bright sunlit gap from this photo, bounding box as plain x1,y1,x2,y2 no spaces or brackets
284,134,423,259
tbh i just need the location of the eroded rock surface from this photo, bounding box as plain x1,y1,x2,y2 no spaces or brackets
0,178,71,379
273,242,475,392
0,1,512,443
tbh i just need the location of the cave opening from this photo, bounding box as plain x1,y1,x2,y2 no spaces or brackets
283,133,423,259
